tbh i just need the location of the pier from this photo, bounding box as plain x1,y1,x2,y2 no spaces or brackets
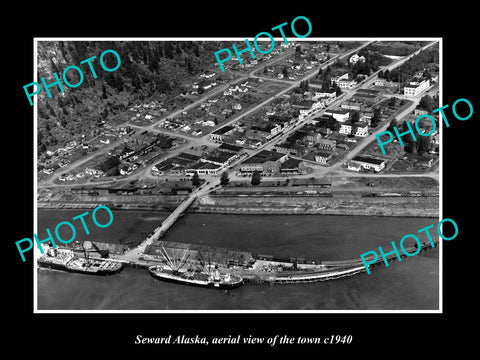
85,238,439,285
120,181,211,262
60,181,440,284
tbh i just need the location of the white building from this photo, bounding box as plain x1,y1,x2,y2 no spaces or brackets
338,78,357,89
324,109,350,123
348,156,385,172
349,54,365,64
339,123,352,135
404,78,430,97
354,122,369,137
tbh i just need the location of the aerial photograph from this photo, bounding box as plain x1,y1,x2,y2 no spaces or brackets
34,38,441,311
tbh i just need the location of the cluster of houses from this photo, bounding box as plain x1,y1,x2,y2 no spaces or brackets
209,88,340,150
192,73,218,93
57,167,105,182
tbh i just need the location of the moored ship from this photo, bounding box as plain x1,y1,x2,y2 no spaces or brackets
148,245,243,289
37,247,123,276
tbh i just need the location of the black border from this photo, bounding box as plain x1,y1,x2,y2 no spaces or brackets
7,4,474,355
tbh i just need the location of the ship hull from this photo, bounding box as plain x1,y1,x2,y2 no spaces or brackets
38,259,123,276
148,266,243,290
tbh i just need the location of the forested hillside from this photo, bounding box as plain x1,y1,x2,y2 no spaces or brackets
36,41,225,156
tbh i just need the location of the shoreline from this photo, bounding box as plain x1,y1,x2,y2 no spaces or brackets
37,201,438,218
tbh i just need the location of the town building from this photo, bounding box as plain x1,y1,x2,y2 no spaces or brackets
210,125,235,143
317,138,336,151
280,158,306,174
239,150,288,175
185,162,222,176
347,156,385,172
314,151,334,165
324,108,350,123
218,143,243,154
403,78,430,97
354,122,369,137
339,123,353,135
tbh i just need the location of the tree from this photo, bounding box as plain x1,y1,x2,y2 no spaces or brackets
102,82,108,99
191,171,201,187
417,136,431,156
335,85,342,97
371,108,383,127
99,156,120,173
419,94,435,112
388,97,398,107
220,171,229,186
351,111,360,125
386,117,398,133
282,66,289,77
399,122,416,153
251,171,261,186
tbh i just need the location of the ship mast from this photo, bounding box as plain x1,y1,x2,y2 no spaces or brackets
159,245,190,274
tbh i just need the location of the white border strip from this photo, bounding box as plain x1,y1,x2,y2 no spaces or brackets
33,37,442,314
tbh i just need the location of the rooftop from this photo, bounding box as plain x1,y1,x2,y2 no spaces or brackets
352,156,385,165
212,125,234,135
243,150,285,164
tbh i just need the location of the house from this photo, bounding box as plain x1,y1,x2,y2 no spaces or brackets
210,125,235,142
314,151,334,165
348,156,385,172
202,120,215,127
354,121,369,137
349,54,365,64
232,103,242,111
222,108,233,117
